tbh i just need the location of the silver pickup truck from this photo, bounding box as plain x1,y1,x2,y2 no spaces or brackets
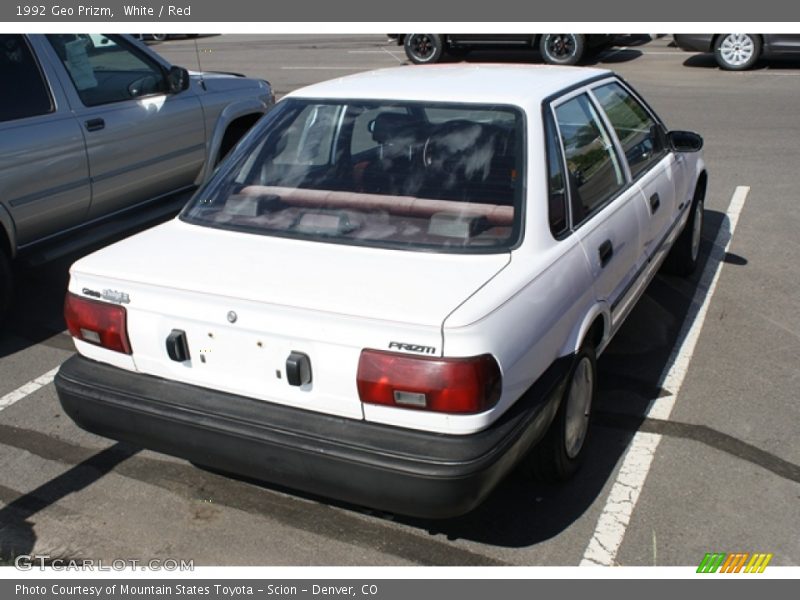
0,34,274,319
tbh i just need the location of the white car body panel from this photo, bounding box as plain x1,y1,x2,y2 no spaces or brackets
66,64,706,436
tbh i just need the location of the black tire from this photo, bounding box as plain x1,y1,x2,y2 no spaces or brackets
150,34,168,42
713,34,762,70
404,34,445,64
539,34,586,66
528,343,597,481
0,250,12,324
664,187,705,277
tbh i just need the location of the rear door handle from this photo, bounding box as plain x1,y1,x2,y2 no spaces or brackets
85,118,105,132
649,193,661,214
598,239,614,268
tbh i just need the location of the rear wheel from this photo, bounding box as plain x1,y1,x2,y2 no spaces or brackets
404,34,444,64
529,343,597,481
714,34,761,70
539,34,586,65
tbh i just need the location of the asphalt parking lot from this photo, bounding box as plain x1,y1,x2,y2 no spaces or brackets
1,34,798,568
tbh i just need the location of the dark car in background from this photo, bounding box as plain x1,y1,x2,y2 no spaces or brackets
674,33,800,70
394,34,615,66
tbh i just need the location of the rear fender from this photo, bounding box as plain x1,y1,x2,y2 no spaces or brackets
562,302,610,357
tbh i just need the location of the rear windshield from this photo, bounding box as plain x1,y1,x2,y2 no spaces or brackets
182,99,525,252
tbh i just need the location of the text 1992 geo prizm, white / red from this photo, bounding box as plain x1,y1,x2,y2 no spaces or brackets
55,64,706,518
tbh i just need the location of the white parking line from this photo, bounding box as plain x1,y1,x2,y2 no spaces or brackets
581,185,750,566
0,366,61,413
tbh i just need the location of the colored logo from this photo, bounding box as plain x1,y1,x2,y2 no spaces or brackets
697,552,773,573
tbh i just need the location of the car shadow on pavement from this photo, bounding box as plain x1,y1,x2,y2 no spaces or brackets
682,54,722,69
0,441,140,562
683,54,800,71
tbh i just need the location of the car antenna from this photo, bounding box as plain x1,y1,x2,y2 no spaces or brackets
193,36,205,88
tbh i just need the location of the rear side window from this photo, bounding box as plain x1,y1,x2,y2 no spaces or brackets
554,93,625,226
593,81,666,179
0,34,53,122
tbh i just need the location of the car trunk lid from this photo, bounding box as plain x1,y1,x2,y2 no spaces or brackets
68,219,510,419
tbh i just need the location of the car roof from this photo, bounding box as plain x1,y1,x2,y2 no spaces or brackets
285,64,614,107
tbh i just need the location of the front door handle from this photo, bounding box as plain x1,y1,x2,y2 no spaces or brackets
85,118,105,132
598,239,614,268
649,193,661,214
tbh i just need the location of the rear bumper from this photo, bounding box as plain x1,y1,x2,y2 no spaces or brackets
55,354,568,518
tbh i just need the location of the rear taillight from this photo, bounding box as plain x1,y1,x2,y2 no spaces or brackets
357,349,501,414
64,292,132,354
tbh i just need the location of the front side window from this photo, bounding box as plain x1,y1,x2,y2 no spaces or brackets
0,34,53,122
554,93,625,226
46,34,166,106
593,81,666,179
182,99,524,252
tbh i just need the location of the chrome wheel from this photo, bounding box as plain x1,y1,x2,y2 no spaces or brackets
564,356,594,459
718,34,757,68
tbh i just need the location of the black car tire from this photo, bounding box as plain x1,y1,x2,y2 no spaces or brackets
0,250,12,323
404,34,445,64
539,34,586,66
664,185,705,277
528,343,597,482
713,34,762,70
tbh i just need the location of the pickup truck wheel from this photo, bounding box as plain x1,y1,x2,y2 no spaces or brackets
539,34,586,66
529,343,597,481
0,251,12,323
664,192,704,276
404,34,445,64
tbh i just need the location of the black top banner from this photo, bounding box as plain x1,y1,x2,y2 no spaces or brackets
3,0,799,22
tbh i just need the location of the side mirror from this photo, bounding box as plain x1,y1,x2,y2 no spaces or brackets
668,130,704,153
166,66,190,94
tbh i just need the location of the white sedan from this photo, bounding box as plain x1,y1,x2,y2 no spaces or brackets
55,64,706,518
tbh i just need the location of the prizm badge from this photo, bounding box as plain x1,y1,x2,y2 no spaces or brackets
101,289,131,304
388,341,436,355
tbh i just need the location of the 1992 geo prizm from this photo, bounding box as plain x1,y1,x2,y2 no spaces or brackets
55,65,707,518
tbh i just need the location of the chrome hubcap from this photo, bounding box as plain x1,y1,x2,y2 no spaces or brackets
720,34,755,66
691,200,703,262
564,356,593,459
